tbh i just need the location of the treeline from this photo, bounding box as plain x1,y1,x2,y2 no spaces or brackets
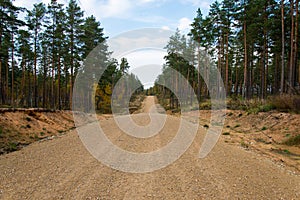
0,0,142,111
155,0,299,107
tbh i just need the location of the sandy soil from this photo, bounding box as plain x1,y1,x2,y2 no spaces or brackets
0,96,300,199
187,109,300,172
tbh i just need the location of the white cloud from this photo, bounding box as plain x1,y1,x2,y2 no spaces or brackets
126,50,167,88
180,0,211,9
161,26,171,30
178,17,192,32
80,0,132,19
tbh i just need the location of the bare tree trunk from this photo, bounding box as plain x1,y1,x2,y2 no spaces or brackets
294,0,299,84
243,21,248,99
0,60,2,105
0,28,2,105
33,28,38,107
197,45,201,102
5,61,8,104
289,0,295,93
11,31,14,107
42,51,47,108
51,57,55,109
64,63,68,109
235,64,238,95
225,33,230,95
57,55,61,110
21,59,26,106
281,0,285,94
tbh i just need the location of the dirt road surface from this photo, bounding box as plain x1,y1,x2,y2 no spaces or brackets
0,96,299,199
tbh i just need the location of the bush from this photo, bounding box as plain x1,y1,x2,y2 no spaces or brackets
270,95,300,113
283,135,300,146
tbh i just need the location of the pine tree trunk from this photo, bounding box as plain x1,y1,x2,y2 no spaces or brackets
33,28,38,107
58,55,61,110
0,60,2,104
5,61,8,105
289,0,295,93
0,28,2,105
294,0,299,85
281,0,285,94
21,58,26,106
11,31,14,107
225,33,229,96
197,45,201,102
243,21,248,99
42,51,46,108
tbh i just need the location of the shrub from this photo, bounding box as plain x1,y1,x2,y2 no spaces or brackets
270,95,300,113
8,142,18,151
283,135,300,146
261,126,267,131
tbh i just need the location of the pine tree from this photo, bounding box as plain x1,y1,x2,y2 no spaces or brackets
27,3,46,107
66,0,84,109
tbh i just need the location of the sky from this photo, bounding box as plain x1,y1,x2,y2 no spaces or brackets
14,0,214,88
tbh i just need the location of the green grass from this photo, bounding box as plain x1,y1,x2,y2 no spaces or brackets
8,142,18,151
261,126,267,131
283,149,291,154
283,135,300,146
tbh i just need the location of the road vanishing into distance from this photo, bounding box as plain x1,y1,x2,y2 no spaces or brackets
0,97,299,199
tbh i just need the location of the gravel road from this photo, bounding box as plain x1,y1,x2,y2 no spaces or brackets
0,96,299,199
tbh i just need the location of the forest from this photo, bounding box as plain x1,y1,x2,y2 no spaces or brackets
0,0,300,112
153,0,300,111
0,0,142,111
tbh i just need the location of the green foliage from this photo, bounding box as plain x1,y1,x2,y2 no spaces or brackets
261,126,267,131
283,135,300,146
8,142,18,151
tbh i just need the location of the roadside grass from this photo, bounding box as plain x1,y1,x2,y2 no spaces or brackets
261,126,267,131
283,135,300,146
240,140,249,148
227,94,300,114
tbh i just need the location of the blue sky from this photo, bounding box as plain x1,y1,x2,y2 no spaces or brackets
14,0,214,88
15,0,213,37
